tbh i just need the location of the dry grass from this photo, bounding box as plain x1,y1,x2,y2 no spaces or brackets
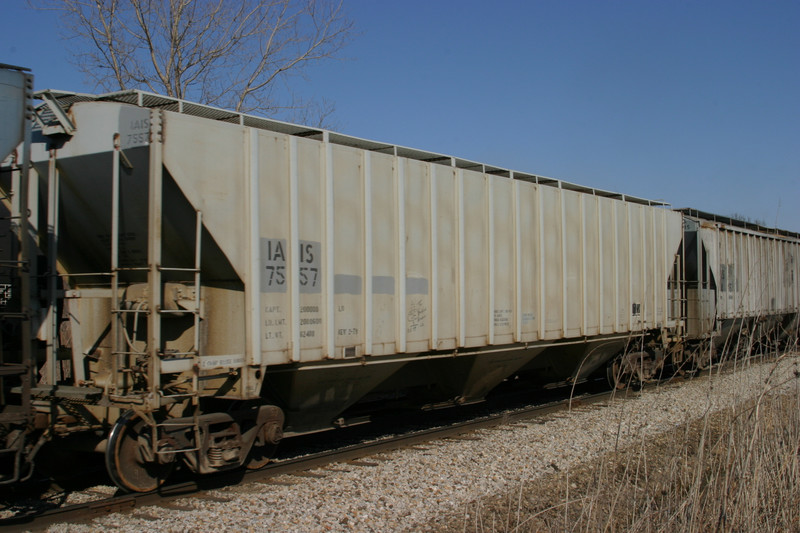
439,355,800,533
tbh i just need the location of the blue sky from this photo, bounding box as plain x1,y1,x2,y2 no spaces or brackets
3,0,799,231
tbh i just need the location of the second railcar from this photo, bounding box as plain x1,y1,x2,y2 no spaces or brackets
679,210,800,360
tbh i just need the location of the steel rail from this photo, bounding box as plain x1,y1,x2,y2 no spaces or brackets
1,388,620,532
1,353,771,532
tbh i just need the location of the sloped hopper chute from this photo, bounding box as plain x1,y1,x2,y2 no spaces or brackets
0,67,27,163
161,111,250,281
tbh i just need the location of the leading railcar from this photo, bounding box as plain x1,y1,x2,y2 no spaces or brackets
1,64,798,491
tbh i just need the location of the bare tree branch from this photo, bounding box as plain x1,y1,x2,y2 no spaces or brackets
34,0,354,122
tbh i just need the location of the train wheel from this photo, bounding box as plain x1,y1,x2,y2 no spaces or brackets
606,357,629,389
246,444,276,470
247,420,283,470
106,411,174,492
606,353,644,390
692,340,715,371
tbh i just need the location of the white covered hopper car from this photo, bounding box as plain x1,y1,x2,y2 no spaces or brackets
1,65,798,491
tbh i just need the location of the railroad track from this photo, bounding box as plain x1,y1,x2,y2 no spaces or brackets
1,384,624,532
2,356,763,532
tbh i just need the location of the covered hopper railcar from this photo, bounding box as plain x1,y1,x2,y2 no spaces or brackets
1,70,798,491
677,210,799,360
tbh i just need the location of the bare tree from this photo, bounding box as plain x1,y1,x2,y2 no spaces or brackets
729,212,768,227
37,0,353,121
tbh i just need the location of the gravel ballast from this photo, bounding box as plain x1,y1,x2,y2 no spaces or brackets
42,354,800,532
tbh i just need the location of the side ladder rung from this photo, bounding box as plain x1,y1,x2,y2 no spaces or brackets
0,364,28,377
0,412,29,423
0,313,29,319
